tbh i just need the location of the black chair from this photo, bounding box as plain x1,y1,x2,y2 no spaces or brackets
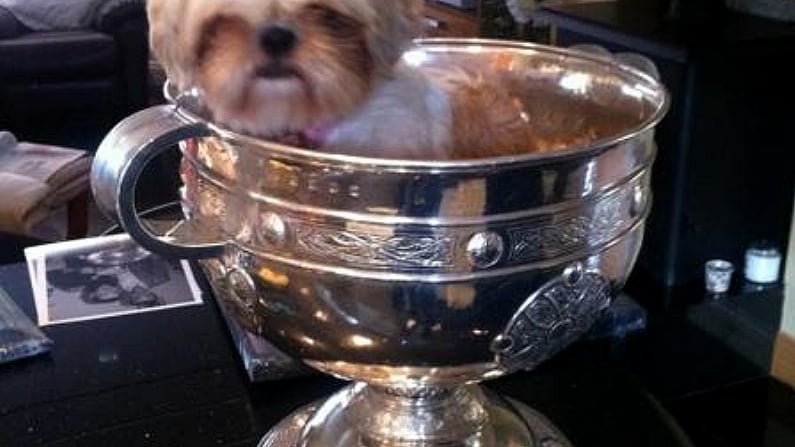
0,0,149,148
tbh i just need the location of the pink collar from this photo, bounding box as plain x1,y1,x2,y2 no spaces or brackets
303,122,332,147
274,122,332,149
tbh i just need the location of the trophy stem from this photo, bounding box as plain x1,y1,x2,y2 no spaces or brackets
348,384,489,446
258,382,574,447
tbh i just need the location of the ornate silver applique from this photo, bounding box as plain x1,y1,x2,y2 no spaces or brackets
492,263,611,372
465,231,505,268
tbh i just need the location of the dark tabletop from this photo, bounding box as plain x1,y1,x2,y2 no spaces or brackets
1,260,793,447
0,261,695,447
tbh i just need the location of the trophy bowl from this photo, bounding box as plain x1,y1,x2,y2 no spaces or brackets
91,39,668,447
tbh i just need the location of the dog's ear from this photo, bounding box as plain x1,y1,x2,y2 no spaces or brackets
147,0,195,91
368,0,424,70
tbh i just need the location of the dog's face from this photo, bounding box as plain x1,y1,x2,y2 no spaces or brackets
148,0,423,138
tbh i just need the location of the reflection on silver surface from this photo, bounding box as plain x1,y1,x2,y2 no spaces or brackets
91,39,668,447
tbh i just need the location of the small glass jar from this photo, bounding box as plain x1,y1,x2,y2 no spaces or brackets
705,259,734,294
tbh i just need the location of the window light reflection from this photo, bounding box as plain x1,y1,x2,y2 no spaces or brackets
348,335,375,348
559,72,592,94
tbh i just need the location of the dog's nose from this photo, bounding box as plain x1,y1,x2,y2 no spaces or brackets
259,24,297,58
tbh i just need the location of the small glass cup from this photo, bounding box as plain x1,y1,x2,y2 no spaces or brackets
704,259,734,295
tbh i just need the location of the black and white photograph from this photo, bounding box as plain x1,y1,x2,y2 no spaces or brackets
24,234,202,326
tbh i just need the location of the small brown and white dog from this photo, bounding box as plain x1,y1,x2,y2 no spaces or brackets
147,0,533,159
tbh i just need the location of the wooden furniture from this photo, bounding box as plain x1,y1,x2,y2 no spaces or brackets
423,1,483,37
773,332,795,389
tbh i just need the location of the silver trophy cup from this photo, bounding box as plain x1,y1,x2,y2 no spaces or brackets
91,40,668,447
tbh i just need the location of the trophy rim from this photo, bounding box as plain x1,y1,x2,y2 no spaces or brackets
165,37,670,172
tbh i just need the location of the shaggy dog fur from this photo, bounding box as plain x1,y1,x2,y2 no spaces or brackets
147,0,536,159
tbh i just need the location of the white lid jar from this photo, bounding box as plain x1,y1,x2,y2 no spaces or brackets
744,242,782,284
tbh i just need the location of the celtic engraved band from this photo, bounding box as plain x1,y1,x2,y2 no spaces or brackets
235,174,648,273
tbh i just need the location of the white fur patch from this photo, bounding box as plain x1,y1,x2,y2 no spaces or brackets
324,64,452,158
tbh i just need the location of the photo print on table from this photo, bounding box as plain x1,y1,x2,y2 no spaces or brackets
24,234,203,326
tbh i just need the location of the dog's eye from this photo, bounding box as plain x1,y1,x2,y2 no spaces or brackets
305,4,360,36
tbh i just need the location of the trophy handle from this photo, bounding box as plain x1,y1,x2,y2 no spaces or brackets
491,262,612,372
91,105,226,259
568,43,661,81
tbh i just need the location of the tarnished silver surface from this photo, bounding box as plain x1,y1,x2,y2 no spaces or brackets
90,39,668,447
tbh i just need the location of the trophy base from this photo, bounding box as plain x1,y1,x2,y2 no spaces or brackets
258,383,572,447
